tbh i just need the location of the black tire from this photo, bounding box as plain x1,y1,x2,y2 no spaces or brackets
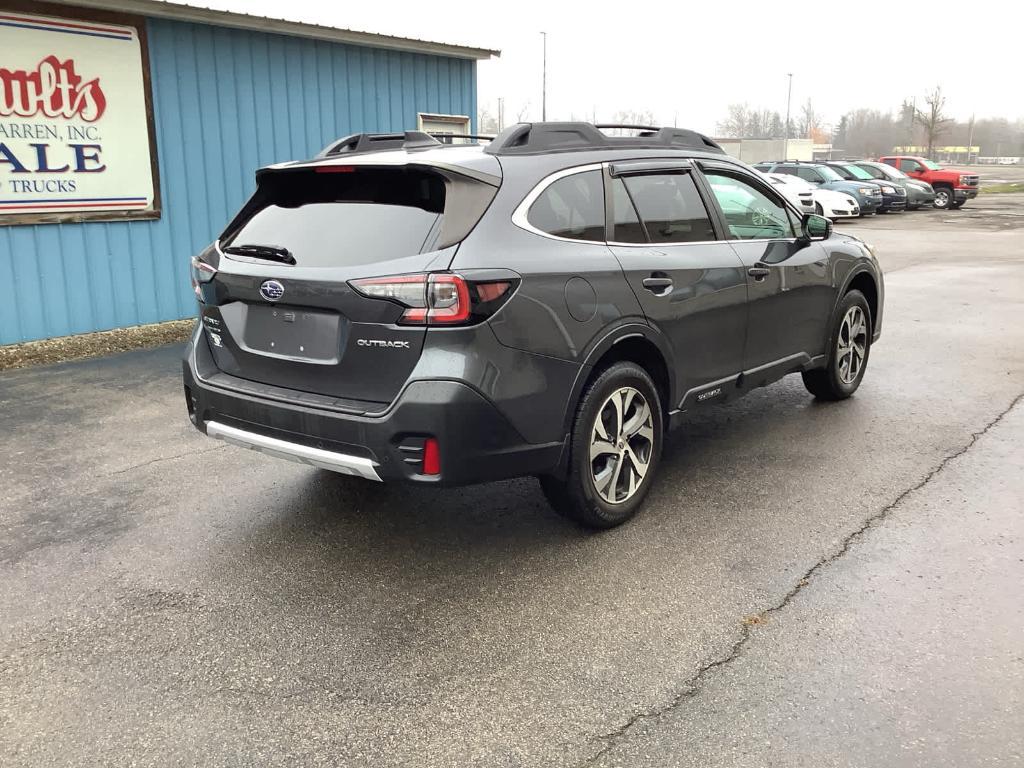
540,361,663,529
802,290,872,401
933,186,954,209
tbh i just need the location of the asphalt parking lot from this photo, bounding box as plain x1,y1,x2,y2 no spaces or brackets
2,195,1023,766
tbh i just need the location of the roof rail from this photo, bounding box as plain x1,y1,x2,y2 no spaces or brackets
427,133,496,144
484,122,724,156
316,130,441,158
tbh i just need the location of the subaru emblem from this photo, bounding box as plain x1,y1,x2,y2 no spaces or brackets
260,280,285,302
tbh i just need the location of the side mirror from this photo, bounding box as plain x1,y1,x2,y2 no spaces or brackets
801,213,832,242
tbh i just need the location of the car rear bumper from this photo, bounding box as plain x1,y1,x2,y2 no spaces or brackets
183,328,565,486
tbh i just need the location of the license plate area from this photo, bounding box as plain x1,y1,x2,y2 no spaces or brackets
239,303,342,364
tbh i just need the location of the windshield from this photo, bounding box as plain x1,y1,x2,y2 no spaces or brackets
878,164,907,179
924,159,943,170
841,164,875,180
817,166,843,182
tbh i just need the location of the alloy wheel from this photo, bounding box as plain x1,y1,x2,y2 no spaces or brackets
589,387,655,504
836,306,868,385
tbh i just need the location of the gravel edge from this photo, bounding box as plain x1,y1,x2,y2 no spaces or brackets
0,319,195,372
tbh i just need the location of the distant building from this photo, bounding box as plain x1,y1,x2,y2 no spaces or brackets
715,138,814,163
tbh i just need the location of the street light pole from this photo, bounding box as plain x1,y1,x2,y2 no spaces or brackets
783,73,793,160
541,31,547,121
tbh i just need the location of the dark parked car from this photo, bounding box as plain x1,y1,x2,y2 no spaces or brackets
184,123,884,528
824,161,907,212
753,161,883,216
853,160,936,210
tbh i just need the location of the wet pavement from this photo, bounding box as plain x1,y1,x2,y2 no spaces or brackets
1,201,1022,766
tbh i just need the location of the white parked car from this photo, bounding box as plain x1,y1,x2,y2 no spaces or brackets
761,172,860,220
757,171,814,214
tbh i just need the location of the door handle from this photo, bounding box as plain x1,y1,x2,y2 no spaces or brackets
642,276,674,294
747,265,771,280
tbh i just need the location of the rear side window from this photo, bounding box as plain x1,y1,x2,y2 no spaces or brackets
222,167,493,268
618,173,715,244
610,177,646,243
527,170,605,241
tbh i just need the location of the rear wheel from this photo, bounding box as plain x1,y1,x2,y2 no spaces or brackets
802,290,872,401
933,186,954,209
540,362,663,529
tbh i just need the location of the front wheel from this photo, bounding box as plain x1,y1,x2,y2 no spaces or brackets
933,187,954,209
540,362,663,529
802,290,872,401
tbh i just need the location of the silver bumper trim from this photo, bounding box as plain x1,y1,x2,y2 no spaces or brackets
205,421,382,481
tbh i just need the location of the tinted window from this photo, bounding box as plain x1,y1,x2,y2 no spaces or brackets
704,172,795,240
223,168,448,267
795,167,822,183
528,170,605,241
619,173,715,244
829,165,855,180
900,158,923,173
611,178,646,243
859,164,886,179
841,164,875,180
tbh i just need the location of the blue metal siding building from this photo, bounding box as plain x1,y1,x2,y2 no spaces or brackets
0,5,488,344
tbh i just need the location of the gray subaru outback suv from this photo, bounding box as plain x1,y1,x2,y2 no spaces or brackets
183,122,884,528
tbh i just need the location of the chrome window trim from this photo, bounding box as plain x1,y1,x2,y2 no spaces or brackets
511,163,606,244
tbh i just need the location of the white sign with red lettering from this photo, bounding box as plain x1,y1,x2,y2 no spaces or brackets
0,10,155,219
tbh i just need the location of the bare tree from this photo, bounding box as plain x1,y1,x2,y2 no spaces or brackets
916,86,953,159
716,104,784,139
716,103,751,137
798,99,821,139
477,107,499,134
515,101,532,123
611,109,656,127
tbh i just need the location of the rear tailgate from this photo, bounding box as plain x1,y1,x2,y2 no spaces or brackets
195,163,497,405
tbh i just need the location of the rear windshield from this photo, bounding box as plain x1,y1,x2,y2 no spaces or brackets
222,167,486,268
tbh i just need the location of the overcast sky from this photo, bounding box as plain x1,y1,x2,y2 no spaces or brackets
197,0,1020,132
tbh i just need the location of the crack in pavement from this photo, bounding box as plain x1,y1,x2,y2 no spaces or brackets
103,444,227,477
573,389,1024,768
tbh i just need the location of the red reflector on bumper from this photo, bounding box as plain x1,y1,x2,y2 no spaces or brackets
422,438,441,476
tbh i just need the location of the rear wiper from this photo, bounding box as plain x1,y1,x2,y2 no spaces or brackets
222,244,296,265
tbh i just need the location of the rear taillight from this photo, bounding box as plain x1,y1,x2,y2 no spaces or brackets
190,256,217,300
349,273,516,326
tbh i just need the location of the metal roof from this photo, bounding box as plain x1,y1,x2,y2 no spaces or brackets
47,0,500,60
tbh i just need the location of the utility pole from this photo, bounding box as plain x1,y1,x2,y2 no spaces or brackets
540,31,547,121
497,97,504,131
783,73,793,160
966,113,975,164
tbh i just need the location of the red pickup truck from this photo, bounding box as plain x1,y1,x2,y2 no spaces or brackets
877,156,979,209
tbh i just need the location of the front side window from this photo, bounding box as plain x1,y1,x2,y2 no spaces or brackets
816,166,844,182
704,172,795,240
900,158,923,173
617,173,716,244
795,167,823,183
527,170,605,241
